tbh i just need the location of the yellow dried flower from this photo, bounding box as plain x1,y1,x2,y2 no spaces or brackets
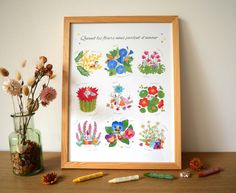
22,85,29,96
15,72,22,81
21,60,27,68
0,67,9,77
27,77,36,86
39,56,47,64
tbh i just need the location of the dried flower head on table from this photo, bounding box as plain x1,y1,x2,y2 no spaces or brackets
41,172,57,185
189,157,203,171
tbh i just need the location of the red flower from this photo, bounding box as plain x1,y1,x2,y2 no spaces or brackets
148,86,158,95
77,87,98,101
158,99,164,108
139,98,149,107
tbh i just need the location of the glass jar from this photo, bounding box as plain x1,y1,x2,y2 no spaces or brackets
8,112,44,176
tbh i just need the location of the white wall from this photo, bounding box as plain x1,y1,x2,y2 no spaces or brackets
0,0,235,152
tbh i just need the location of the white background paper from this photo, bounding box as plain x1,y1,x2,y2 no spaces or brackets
69,23,175,163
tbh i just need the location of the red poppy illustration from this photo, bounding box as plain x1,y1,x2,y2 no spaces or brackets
139,98,149,107
148,86,158,95
158,99,164,108
76,87,98,101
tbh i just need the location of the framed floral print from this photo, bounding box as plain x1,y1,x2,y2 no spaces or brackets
62,16,181,169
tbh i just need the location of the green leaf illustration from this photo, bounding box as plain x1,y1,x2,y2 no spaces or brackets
147,104,158,113
124,65,132,73
122,120,129,129
150,97,159,105
128,57,134,63
157,64,165,74
140,139,146,142
140,108,146,113
106,53,112,58
108,68,116,76
75,51,83,62
139,90,148,98
109,141,117,147
158,90,165,98
128,124,133,130
120,138,130,145
110,50,118,57
76,66,90,77
105,127,113,134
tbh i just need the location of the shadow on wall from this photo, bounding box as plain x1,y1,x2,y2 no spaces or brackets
179,19,223,152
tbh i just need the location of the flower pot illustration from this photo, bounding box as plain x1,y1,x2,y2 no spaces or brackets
76,87,98,112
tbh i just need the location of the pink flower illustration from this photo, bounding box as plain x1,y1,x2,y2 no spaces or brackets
150,55,155,59
124,128,135,139
142,55,146,59
144,51,149,55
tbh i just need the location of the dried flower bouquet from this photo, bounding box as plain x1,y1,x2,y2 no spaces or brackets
0,56,57,175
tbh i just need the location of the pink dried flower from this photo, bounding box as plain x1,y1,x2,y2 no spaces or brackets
2,79,21,96
40,86,57,105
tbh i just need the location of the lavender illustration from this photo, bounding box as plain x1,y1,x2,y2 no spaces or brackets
76,121,101,146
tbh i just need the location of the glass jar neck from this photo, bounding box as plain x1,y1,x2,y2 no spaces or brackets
11,112,35,133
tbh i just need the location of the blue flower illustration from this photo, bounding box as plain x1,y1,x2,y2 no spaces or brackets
114,85,124,94
112,121,124,133
119,48,128,57
116,65,125,74
107,60,117,69
105,47,134,76
117,57,124,64
129,50,134,55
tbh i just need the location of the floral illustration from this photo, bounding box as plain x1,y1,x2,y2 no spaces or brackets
75,50,102,76
138,85,165,113
76,121,101,146
107,84,133,111
105,120,135,147
105,47,134,76
76,87,98,112
138,51,165,75
139,122,166,150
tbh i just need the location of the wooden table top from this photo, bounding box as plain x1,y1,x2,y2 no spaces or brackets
0,152,235,193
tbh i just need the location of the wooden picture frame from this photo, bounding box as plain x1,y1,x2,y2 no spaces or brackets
62,16,181,169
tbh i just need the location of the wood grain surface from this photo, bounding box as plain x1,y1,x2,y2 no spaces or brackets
0,152,235,193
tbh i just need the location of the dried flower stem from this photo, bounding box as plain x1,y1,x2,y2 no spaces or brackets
11,96,16,115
